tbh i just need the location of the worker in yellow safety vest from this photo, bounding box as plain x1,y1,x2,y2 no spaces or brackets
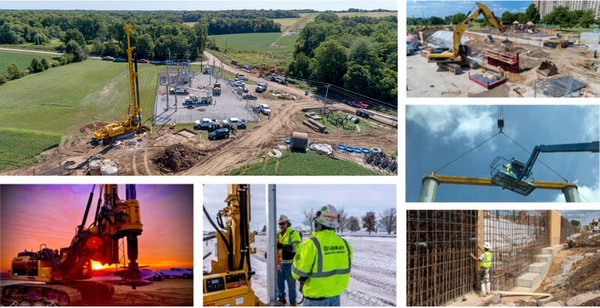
471,242,492,296
277,215,302,306
292,205,353,306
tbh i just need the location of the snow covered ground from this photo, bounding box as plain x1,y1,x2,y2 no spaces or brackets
203,234,396,306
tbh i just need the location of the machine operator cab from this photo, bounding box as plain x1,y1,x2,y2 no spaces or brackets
490,156,536,196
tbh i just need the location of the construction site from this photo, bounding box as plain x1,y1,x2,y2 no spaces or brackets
0,184,194,306
406,3,600,98
406,105,599,202
203,184,397,306
0,26,397,177
407,210,600,306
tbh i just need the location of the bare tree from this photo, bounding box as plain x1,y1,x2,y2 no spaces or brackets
347,216,360,232
362,211,377,235
378,208,397,235
303,208,314,231
337,207,348,233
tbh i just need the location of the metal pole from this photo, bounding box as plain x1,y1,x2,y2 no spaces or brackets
419,175,440,202
166,85,169,111
562,185,580,202
323,84,330,113
267,184,277,306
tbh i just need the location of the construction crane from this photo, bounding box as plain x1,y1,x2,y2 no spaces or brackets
258,52,278,78
427,2,505,74
93,25,142,145
490,141,599,196
1,185,151,306
203,184,263,306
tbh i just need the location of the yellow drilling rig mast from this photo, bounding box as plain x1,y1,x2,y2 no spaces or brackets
93,25,142,145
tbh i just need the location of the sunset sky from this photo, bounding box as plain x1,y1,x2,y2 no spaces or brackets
0,184,194,272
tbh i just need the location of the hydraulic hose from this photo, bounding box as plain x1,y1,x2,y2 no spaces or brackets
203,205,234,270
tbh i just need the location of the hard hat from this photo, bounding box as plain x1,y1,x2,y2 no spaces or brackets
483,242,492,250
314,204,339,228
278,215,291,224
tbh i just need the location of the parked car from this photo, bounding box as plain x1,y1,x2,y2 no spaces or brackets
138,58,149,63
223,118,247,129
169,87,189,95
259,104,271,115
242,94,257,100
195,118,220,129
149,60,163,65
113,58,127,62
347,100,369,109
102,56,114,61
243,86,249,93
157,268,193,279
208,128,230,140
149,273,164,281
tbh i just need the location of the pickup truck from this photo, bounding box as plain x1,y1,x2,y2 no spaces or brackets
259,104,271,115
223,117,247,129
169,87,189,95
195,118,220,129
347,100,369,109
183,95,199,105
157,268,193,279
270,75,287,84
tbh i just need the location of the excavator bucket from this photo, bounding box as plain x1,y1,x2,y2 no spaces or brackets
490,157,536,196
536,60,558,77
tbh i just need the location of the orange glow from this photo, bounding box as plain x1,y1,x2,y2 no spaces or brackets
91,261,107,270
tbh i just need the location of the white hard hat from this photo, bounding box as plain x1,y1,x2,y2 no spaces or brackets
314,205,339,228
278,215,291,224
483,242,492,250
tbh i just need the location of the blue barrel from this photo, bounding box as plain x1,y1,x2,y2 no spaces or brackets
270,90,274,93
362,148,370,153
338,145,346,150
346,147,354,152
354,148,361,153
284,139,290,144
305,91,309,96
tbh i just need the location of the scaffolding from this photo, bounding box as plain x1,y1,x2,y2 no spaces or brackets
407,210,478,306
407,210,552,306
483,210,548,291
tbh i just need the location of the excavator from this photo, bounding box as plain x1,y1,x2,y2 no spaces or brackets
203,184,264,306
1,184,152,306
427,2,505,74
93,25,143,145
258,52,278,78
491,141,599,196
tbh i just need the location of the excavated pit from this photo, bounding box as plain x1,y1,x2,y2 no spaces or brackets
153,143,204,173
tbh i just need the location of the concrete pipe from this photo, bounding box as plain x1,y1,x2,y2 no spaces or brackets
103,166,118,176
290,132,308,151
89,160,101,170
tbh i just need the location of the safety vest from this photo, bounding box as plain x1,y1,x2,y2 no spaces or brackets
291,230,353,298
481,251,492,269
278,228,301,264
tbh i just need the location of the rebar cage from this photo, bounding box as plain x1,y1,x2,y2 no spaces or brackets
483,210,548,291
407,210,478,306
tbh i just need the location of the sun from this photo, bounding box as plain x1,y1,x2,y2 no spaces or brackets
91,261,106,270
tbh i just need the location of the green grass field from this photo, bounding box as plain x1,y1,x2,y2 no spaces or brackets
0,61,159,134
298,13,319,28
213,33,295,52
276,35,300,48
0,128,61,172
228,148,382,176
0,39,63,53
0,50,59,74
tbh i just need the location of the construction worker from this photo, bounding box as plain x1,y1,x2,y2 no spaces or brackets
292,205,352,306
232,124,237,135
277,215,301,306
471,242,492,296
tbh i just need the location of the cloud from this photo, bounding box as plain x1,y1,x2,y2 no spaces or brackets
583,106,600,140
553,183,600,202
407,105,495,146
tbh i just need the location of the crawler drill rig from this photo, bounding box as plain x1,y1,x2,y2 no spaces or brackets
1,184,149,306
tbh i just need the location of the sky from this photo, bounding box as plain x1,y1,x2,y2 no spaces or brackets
0,184,194,272
1,0,398,11
406,105,600,202
559,210,600,227
203,184,266,233
407,1,531,18
204,185,396,232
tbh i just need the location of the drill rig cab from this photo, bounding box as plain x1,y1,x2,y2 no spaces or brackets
427,2,505,74
93,25,143,145
2,184,150,306
203,184,263,306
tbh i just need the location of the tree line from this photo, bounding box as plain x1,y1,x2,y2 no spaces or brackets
301,207,397,235
408,3,599,28
285,13,398,104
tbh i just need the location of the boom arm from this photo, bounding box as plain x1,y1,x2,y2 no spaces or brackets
452,2,504,57
519,141,600,180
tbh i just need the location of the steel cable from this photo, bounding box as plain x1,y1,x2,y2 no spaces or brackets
434,132,501,173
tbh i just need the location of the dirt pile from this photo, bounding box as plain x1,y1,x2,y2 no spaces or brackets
568,233,600,248
153,143,204,173
566,253,600,292
527,49,548,58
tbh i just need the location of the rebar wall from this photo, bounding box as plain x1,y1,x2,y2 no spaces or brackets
483,210,548,291
407,210,478,306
